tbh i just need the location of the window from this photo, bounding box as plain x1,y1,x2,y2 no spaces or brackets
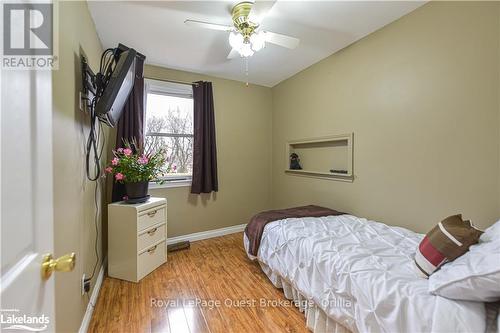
144,79,193,187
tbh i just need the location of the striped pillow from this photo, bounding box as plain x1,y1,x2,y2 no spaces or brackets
414,214,482,278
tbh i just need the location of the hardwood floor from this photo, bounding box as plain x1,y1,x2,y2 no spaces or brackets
88,232,309,333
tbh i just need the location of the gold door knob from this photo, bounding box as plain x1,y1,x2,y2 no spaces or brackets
41,253,76,280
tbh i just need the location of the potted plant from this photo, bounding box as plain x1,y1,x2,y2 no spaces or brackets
105,140,167,203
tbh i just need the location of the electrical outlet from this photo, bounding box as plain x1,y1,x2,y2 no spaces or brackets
81,274,91,295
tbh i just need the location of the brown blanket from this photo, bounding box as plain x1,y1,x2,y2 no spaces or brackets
244,205,345,256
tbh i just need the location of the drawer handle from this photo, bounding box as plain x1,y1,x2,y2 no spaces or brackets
147,245,157,254
147,210,157,218
147,227,158,236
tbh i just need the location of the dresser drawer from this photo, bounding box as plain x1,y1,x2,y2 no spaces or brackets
138,206,166,232
137,224,166,253
138,241,166,280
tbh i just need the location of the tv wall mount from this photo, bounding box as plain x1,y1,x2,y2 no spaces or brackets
80,43,144,122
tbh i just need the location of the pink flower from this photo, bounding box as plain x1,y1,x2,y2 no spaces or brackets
115,173,125,181
123,148,132,156
105,167,113,173
172,164,177,171
137,155,149,165
122,195,129,201
117,148,124,153
111,157,119,166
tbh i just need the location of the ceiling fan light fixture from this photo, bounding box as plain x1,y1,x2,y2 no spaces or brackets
250,31,266,51
229,31,244,50
185,1,300,62
239,42,254,57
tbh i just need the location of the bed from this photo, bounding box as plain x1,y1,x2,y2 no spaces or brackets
244,213,489,333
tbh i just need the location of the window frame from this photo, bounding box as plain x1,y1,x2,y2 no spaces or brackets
144,78,194,188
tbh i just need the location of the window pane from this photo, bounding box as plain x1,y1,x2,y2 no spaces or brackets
145,93,193,135
144,136,193,176
144,90,194,178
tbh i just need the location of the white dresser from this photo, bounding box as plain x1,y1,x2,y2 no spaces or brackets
108,197,167,283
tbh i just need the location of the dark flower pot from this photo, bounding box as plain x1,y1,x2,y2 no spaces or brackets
125,181,149,202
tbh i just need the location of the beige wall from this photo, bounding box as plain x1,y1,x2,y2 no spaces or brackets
145,65,273,237
52,1,106,332
271,1,500,232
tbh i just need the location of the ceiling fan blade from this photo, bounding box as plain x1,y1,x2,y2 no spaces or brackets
248,0,277,24
184,19,233,32
264,31,300,49
227,48,240,60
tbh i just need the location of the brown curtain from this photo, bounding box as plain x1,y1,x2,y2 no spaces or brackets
191,81,218,194
112,55,145,202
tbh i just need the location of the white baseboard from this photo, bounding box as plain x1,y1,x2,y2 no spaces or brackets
79,257,107,333
167,223,246,245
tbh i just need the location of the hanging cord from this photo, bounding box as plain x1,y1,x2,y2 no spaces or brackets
87,173,101,282
83,49,113,283
89,121,106,281
85,48,115,181
85,102,100,181
245,57,249,87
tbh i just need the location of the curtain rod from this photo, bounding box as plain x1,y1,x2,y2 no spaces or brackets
145,76,199,86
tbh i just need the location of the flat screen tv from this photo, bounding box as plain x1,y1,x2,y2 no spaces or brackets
95,48,137,127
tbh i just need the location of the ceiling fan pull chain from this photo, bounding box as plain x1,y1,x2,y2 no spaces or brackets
245,57,249,87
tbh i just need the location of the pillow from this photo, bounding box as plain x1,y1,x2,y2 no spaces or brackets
480,219,500,243
428,220,500,301
414,214,482,277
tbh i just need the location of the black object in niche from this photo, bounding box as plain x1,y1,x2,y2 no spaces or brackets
290,153,302,170
330,169,348,174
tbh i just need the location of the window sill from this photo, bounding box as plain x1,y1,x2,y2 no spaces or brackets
149,179,192,189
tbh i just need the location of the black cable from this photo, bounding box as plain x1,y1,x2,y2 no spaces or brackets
85,47,116,181
99,48,114,74
98,120,105,160
85,109,107,283
87,175,100,282
84,48,115,282
85,100,101,181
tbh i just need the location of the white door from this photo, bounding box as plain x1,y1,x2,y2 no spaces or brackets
0,68,56,330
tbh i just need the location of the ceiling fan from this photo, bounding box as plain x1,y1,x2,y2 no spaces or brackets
185,1,300,59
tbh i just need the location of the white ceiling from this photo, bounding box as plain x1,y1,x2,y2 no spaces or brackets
88,1,425,87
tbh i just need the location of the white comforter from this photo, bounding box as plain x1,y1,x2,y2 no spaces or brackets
245,214,486,333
